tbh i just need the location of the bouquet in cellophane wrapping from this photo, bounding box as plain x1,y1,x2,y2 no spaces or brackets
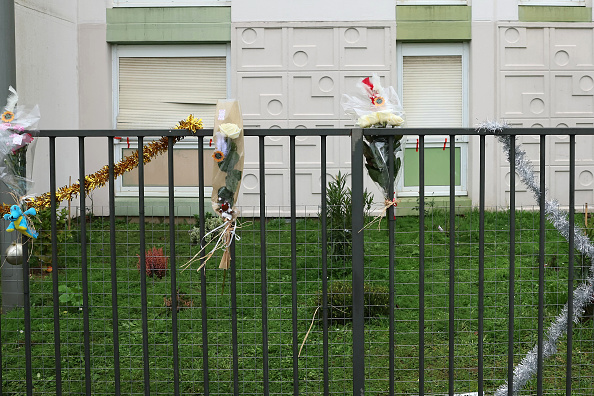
207,100,245,272
341,74,406,212
0,87,40,238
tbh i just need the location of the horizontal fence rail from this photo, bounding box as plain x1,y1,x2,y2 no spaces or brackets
0,127,592,396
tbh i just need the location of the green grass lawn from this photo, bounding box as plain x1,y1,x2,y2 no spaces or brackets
1,206,594,395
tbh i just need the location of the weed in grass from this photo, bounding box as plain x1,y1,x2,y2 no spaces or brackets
164,289,194,312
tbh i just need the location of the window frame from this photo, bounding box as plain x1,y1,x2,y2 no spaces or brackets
396,42,469,197
112,44,230,197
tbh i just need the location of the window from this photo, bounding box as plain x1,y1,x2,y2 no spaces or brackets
396,42,469,196
113,44,229,197
113,0,229,7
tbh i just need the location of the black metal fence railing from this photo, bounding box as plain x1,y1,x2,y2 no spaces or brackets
1,127,593,396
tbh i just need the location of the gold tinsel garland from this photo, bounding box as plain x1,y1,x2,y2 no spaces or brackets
0,115,203,215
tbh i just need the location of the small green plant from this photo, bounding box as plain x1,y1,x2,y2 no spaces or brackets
315,280,390,324
30,207,75,268
189,215,225,245
58,284,83,310
325,171,373,276
137,247,168,279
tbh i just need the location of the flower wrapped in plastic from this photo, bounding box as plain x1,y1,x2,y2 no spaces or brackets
185,100,244,278
341,74,406,208
0,87,40,238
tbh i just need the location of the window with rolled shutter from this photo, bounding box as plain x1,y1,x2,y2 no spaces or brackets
397,43,468,196
402,56,462,128
117,57,227,130
114,46,227,196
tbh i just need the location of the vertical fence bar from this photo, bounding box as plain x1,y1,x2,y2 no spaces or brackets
537,135,545,396
290,135,299,395
351,128,365,395
448,134,455,396
566,134,575,396
78,137,92,395
108,136,121,395
231,238,239,396
22,237,31,396
137,137,151,396
388,135,395,396
167,137,180,396
478,134,485,396
419,135,425,396
198,136,210,395
259,136,270,395
507,135,516,396
321,135,329,396
49,136,63,395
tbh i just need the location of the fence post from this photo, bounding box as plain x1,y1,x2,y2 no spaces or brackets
351,128,365,395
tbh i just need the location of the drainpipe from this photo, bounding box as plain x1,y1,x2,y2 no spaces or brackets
0,0,24,312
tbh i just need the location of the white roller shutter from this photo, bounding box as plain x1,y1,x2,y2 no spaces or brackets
402,56,462,128
117,57,227,129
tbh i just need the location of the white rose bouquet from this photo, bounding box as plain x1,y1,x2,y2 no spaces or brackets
341,74,406,202
185,100,245,286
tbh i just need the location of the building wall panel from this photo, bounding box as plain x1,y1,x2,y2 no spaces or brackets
498,25,594,209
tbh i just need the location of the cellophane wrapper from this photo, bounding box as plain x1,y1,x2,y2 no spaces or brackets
0,88,40,200
210,100,244,214
340,75,406,199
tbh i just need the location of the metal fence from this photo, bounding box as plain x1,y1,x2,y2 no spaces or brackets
1,127,593,395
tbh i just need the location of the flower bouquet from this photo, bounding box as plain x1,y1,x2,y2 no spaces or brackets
0,87,40,238
341,74,406,215
185,100,244,277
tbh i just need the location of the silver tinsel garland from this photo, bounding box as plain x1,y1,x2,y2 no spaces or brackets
477,121,594,396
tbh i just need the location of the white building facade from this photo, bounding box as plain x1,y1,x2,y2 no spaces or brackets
12,0,594,214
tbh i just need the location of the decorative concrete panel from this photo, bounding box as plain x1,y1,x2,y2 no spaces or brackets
551,166,594,206
236,27,286,71
550,134,594,164
234,23,395,209
500,27,548,70
501,167,544,208
289,72,340,119
498,26,594,209
238,169,289,215
551,72,594,117
288,28,338,70
506,119,551,128
237,73,287,119
500,72,549,119
288,120,342,168
242,120,289,170
339,27,392,70
550,28,594,70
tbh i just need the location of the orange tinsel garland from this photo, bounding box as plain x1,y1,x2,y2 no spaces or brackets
0,115,203,215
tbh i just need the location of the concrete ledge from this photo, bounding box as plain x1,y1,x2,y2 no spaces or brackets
396,196,473,216
114,197,213,217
